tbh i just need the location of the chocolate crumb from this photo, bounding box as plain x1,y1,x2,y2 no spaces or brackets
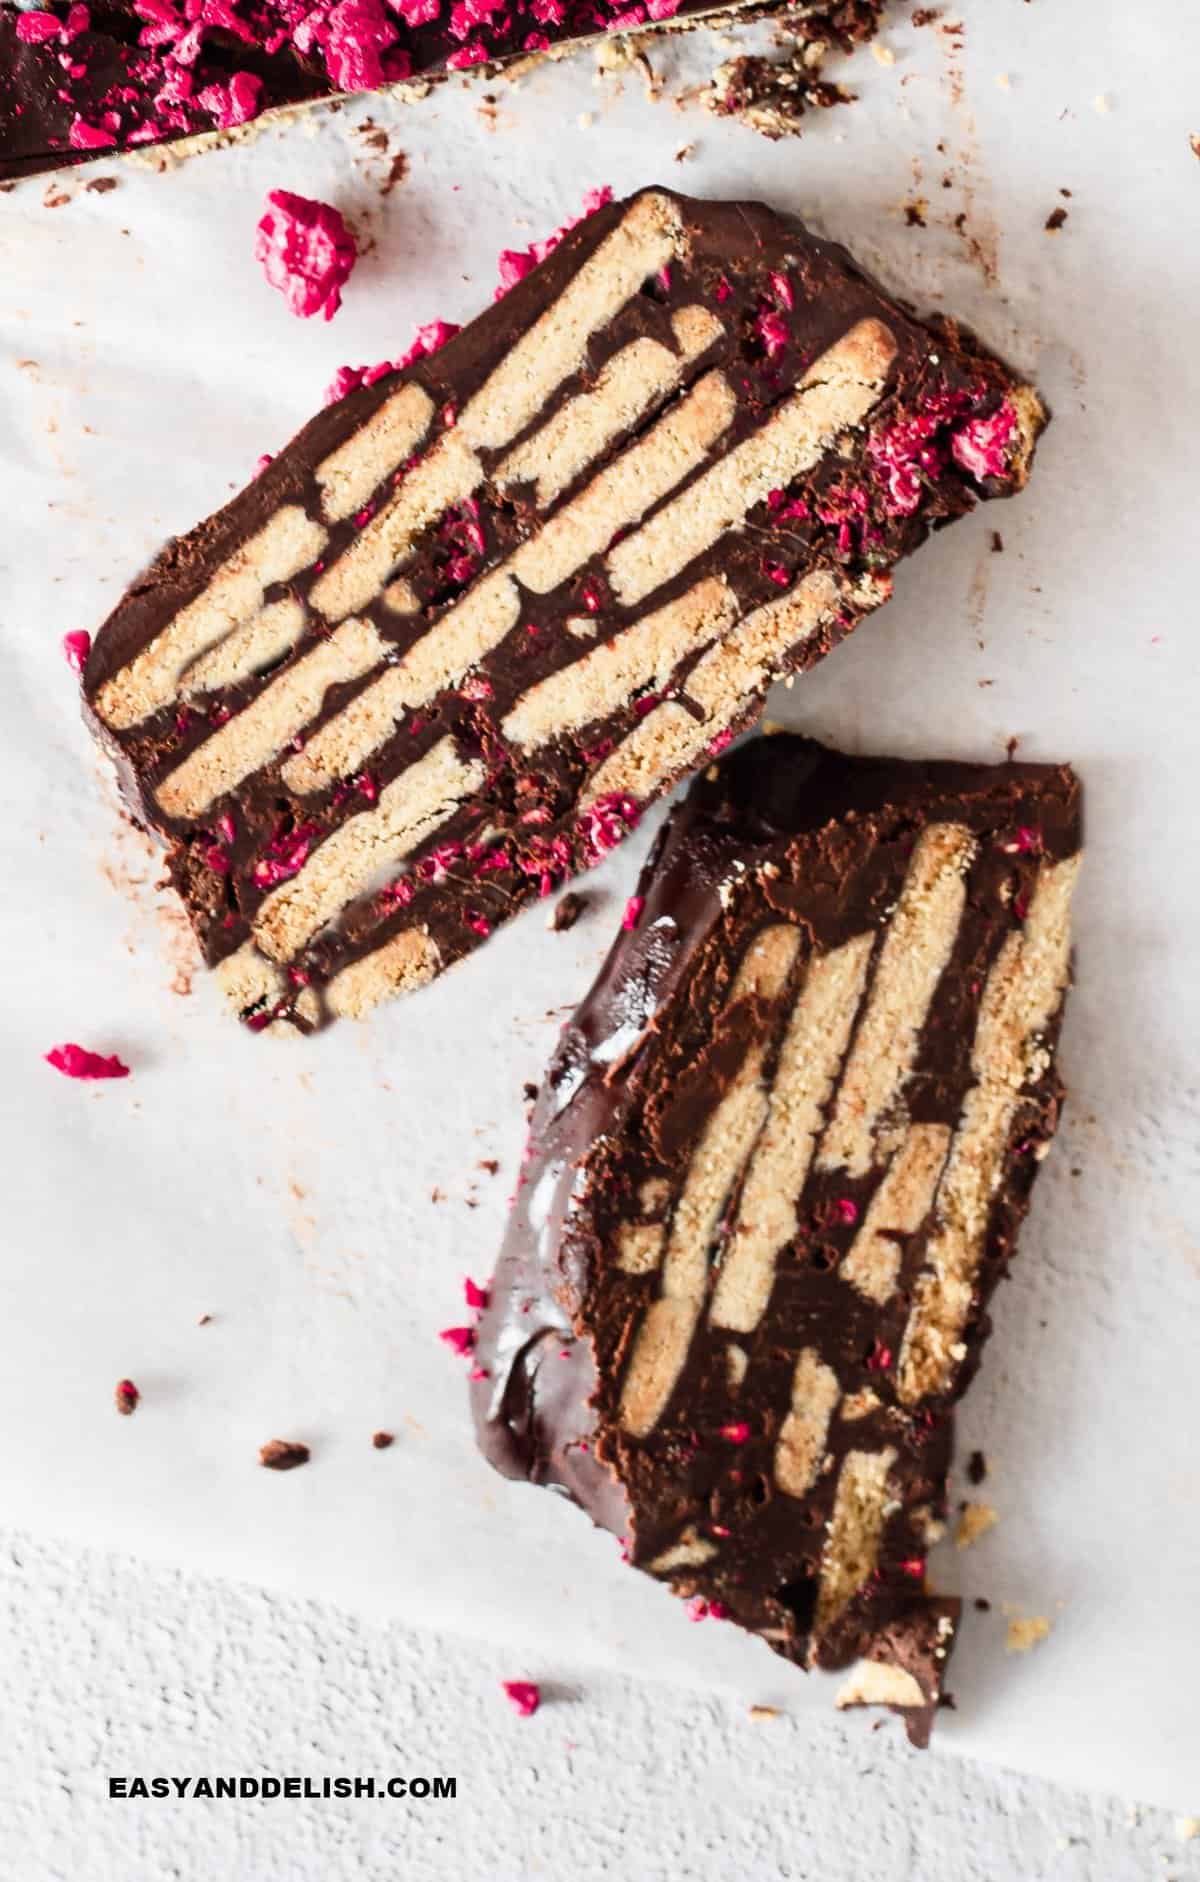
197,1313,213,1326
1190,133,1200,161
974,1597,991,1611
551,891,587,932
43,187,71,208
381,151,409,196
522,1082,539,1104
1044,206,1068,232
372,1430,395,1450
114,1378,140,1416
479,1158,500,1176
85,176,119,193
911,5,940,21
967,1448,988,1484
990,530,1004,553
259,1438,310,1471
904,199,928,227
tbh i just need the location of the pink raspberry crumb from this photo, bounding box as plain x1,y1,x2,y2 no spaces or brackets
62,630,91,675
719,1421,751,1444
45,1043,130,1080
255,189,357,323
501,1680,541,1718
464,1277,489,1311
16,9,64,40
835,1197,859,1225
951,400,1018,482
439,1325,476,1358
622,895,644,931
495,186,613,300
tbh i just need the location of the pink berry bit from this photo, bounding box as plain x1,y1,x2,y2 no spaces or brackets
719,1421,751,1444
464,1277,489,1312
865,1340,893,1373
255,190,357,323
45,1043,130,1080
622,895,644,931
835,1197,859,1226
951,400,1017,482
62,630,91,675
439,1326,476,1358
501,1680,541,1718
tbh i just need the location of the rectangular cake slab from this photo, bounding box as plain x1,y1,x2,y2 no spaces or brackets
82,185,1046,1034
472,733,1082,1743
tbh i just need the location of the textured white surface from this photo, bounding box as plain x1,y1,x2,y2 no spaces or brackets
4,1522,1200,1882
2,0,1200,1854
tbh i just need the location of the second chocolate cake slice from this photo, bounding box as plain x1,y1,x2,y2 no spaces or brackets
83,187,1046,1033
472,735,1082,1742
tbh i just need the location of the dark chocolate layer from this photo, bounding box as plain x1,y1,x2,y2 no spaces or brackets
472,734,1082,1739
82,187,1046,1033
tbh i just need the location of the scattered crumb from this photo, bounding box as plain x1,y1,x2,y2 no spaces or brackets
1191,134,1200,161
1005,1612,1051,1654
551,890,587,932
1045,206,1068,233
259,1438,311,1471
974,1597,991,1612
197,1313,213,1327
1005,735,1019,761
431,1186,447,1204
911,5,940,22
748,1704,781,1721
871,41,895,65
522,1081,539,1104
479,1158,500,1176
990,531,1004,554
955,1502,998,1549
904,198,928,227
114,1378,140,1417
966,1448,988,1484
501,1679,541,1718
674,143,695,163
1175,1818,1200,1843
577,111,594,129
995,71,1011,90
1093,93,1111,113
380,150,409,197
43,186,72,209
372,1430,395,1450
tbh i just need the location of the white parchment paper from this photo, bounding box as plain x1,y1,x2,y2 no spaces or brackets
2,0,1198,1811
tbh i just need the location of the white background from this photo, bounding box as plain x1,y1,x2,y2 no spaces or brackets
2,0,1199,1870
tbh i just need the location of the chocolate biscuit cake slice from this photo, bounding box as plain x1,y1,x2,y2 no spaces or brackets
83,187,1046,1035
471,735,1082,1743
0,1,883,183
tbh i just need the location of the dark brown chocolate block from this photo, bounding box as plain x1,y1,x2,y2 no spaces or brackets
0,0,883,182
472,735,1082,1743
82,186,1046,1034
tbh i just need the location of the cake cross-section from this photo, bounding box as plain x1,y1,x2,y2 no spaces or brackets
82,187,1047,1034
471,735,1082,1743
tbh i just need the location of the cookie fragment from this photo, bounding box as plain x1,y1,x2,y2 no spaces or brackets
472,734,1081,1741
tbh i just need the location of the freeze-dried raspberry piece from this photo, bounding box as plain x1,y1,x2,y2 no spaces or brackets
500,1680,541,1717
45,1043,130,1079
255,189,357,322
